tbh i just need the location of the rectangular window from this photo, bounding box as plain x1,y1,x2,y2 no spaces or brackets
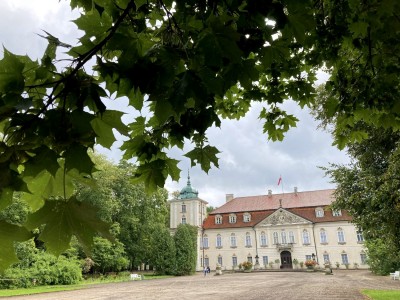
262,256,269,266
245,234,252,247
181,217,186,224
273,232,279,244
323,254,330,264
247,256,253,264
289,231,295,243
357,231,364,243
215,216,222,224
303,231,310,244
229,215,236,223
305,255,312,261
203,237,209,248
216,235,222,248
337,231,345,243
281,231,287,244
260,234,267,246
320,231,327,244
360,253,367,265
232,256,238,267
230,235,236,247
332,210,342,216
341,254,349,265
218,256,223,266
181,204,186,213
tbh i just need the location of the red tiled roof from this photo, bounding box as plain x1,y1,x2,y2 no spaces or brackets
202,189,352,230
211,189,335,214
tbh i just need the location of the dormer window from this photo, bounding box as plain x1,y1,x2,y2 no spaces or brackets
332,209,342,216
215,215,223,224
243,213,251,222
229,214,237,223
315,207,324,218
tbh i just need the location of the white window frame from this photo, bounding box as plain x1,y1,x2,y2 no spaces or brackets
303,230,310,245
356,230,364,243
215,215,222,224
289,231,295,244
230,233,237,247
181,216,186,224
341,253,349,265
229,214,237,223
337,228,346,243
260,232,267,246
360,253,367,265
281,231,287,244
332,209,342,216
217,256,223,266
262,256,269,266
320,229,328,244
273,232,279,244
181,204,186,213
232,256,238,267
245,232,252,247
216,234,222,248
243,213,251,222
323,254,330,264
202,235,209,248
315,207,324,218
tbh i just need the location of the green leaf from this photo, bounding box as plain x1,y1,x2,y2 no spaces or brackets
0,221,32,271
91,110,128,148
0,48,25,94
132,159,169,192
184,145,220,173
25,197,112,255
64,143,95,174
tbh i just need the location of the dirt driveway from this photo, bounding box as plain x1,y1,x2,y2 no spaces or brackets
3,270,400,300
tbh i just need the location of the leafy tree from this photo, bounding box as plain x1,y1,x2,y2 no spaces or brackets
77,156,170,269
174,224,197,275
319,122,400,273
150,225,176,275
0,239,82,288
91,237,129,273
0,0,399,268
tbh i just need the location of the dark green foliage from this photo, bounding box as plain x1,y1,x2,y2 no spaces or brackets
91,237,129,273
150,226,176,275
0,240,82,288
325,127,400,274
174,224,197,276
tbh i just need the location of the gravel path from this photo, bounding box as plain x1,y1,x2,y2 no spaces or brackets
3,270,400,300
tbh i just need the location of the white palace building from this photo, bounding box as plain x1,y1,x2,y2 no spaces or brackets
169,176,368,271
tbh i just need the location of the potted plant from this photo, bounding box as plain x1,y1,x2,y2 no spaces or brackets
242,261,253,272
299,261,304,269
353,263,359,269
293,258,299,269
335,262,340,269
305,260,317,270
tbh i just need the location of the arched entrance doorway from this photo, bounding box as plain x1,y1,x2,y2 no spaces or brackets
280,251,292,269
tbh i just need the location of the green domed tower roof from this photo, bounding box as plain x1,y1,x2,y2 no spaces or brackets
178,173,198,199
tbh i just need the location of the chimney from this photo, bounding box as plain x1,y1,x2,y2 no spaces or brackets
268,190,272,197
226,194,234,202
294,187,298,195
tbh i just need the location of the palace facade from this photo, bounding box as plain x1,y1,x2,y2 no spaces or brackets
169,177,368,271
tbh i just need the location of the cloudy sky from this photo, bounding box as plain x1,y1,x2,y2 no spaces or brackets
0,1,350,208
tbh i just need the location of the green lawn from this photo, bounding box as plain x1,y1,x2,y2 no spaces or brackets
362,289,400,300
0,275,172,297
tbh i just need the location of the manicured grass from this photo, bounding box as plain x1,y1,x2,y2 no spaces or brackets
0,274,172,297
362,289,400,300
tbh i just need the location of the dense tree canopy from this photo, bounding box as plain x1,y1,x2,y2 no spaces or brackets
0,0,399,269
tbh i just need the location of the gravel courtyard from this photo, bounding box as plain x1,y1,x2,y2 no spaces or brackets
4,270,400,300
